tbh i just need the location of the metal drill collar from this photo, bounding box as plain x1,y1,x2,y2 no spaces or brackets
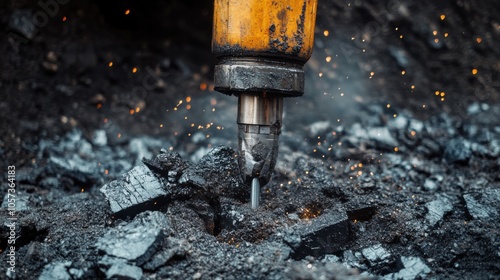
214,57,305,96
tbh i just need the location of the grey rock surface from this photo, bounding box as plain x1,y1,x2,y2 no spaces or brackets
463,188,500,220
38,261,72,280
98,256,143,280
96,211,170,265
425,195,453,226
100,166,168,215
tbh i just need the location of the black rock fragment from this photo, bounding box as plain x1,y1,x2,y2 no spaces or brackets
100,165,169,216
48,154,99,185
444,138,471,164
285,261,374,280
178,146,245,199
9,10,36,39
361,245,399,275
383,256,431,279
98,256,143,280
343,250,367,270
425,195,453,226
463,188,500,220
344,123,399,150
142,237,190,271
284,209,349,259
96,211,171,266
143,150,188,179
361,244,393,267
38,261,72,280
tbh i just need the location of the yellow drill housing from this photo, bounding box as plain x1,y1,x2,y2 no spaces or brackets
213,0,317,63
212,0,318,96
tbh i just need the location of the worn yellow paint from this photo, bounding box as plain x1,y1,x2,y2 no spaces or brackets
213,0,318,61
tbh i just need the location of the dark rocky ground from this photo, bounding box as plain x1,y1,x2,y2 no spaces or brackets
1,0,500,279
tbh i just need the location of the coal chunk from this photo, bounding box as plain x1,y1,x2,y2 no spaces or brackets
143,150,188,180
444,138,471,164
383,256,431,280
348,124,399,150
98,256,143,280
48,154,99,184
38,261,72,280
96,211,171,266
142,237,190,271
178,146,245,198
9,10,36,39
463,188,500,220
361,244,392,267
286,261,373,280
100,165,168,216
425,195,453,226
2,191,29,212
285,210,349,259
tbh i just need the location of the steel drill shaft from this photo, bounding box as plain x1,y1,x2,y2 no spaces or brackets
251,178,260,209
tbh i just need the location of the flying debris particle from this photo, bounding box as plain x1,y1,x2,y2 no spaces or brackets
476,37,482,44
125,9,131,15
401,70,406,75
440,14,446,20
472,68,478,75
323,30,329,36
62,16,67,22
132,67,138,73
108,62,113,67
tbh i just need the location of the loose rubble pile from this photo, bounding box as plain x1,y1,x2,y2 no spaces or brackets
2,0,500,279
1,102,499,279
